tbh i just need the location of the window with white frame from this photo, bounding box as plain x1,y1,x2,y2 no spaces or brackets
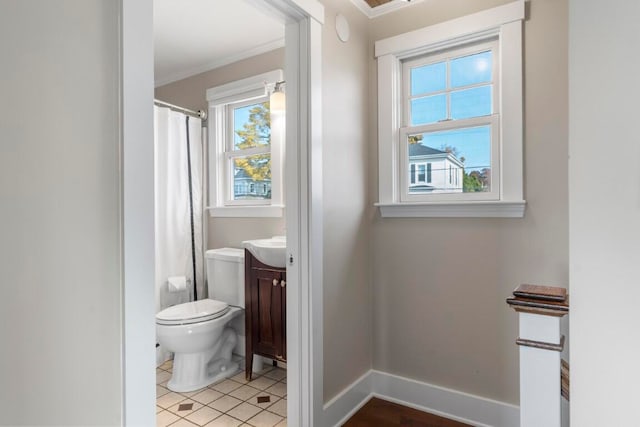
375,1,526,218
402,40,497,200
206,70,284,217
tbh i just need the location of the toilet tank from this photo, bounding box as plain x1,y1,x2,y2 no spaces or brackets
205,248,245,308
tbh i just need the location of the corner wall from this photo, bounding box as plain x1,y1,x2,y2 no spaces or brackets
368,0,569,404
319,0,374,402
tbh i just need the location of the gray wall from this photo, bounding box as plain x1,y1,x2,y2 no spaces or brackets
0,1,122,424
155,49,286,250
320,0,373,402
369,0,569,404
569,0,640,424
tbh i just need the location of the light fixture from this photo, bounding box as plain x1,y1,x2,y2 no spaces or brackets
270,81,286,114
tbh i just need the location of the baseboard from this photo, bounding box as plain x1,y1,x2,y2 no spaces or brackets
322,369,519,427
323,371,373,427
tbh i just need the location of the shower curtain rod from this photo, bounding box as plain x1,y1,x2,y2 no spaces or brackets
154,99,207,120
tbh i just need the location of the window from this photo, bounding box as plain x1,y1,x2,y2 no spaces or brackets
375,1,526,217
227,99,271,203
206,70,284,217
401,41,497,201
418,164,426,183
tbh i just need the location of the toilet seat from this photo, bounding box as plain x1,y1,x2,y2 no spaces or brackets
156,299,230,326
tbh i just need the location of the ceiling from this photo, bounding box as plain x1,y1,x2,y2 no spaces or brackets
350,0,424,19
154,0,284,87
365,0,393,7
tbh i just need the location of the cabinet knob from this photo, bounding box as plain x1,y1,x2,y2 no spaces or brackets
280,280,286,287
273,279,278,286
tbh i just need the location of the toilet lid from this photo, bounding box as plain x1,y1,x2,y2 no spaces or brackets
156,299,230,326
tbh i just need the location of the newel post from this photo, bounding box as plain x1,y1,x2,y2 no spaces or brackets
507,285,569,427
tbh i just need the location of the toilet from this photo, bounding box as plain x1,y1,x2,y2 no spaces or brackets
156,247,245,392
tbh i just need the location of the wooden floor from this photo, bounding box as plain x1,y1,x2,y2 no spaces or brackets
342,398,471,427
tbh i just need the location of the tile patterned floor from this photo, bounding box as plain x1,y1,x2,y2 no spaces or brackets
156,359,287,427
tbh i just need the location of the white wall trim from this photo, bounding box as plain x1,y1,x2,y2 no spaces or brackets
244,0,325,25
288,0,325,24
154,38,285,88
323,371,373,427
372,370,519,427
349,0,426,19
208,205,284,218
206,69,283,104
375,0,525,57
323,370,519,427
376,201,526,218
121,0,156,425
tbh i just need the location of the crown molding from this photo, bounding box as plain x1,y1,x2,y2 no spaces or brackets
349,0,425,19
154,37,285,88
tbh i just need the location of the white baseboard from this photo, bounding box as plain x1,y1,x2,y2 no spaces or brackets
323,370,519,427
323,371,373,427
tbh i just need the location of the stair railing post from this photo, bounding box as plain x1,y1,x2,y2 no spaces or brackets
507,285,569,427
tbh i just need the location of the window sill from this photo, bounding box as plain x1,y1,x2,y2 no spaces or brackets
208,205,284,218
375,200,526,218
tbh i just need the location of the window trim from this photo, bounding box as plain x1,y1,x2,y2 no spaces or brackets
374,1,526,218
206,69,284,217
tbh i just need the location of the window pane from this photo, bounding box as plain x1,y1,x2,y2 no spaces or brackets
233,101,271,150
411,94,446,125
407,126,491,194
232,154,271,200
411,61,446,95
450,85,492,119
450,50,492,88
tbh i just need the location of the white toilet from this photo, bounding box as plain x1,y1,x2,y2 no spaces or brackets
156,248,245,392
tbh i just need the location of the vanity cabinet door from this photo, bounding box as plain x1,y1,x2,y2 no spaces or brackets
250,268,284,359
244,249,287,380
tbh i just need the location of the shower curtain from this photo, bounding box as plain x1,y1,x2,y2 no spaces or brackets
154,106,204,318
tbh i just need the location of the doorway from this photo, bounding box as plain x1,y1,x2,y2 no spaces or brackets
120,1,324,425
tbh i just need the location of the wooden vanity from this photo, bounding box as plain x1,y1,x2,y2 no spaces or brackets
244,249,287,380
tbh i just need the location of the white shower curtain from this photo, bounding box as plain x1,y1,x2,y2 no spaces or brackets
154,106,204,316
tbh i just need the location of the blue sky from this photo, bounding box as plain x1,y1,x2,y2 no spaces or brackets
418,126,491,171
410,50,493,172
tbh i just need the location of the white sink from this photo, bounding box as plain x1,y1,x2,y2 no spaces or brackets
242,237,287,268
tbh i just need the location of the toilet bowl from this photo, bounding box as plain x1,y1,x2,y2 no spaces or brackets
156,299,243,392
156,247,246,392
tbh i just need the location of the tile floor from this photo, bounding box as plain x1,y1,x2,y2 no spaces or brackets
156,359,287,427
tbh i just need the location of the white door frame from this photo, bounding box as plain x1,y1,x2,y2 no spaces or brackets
120,1,324,425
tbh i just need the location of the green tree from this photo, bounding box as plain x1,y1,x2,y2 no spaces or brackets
408,134,423,144
234,102,271,181
463,171,484,192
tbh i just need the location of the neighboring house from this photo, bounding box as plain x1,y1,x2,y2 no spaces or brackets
408,144,464,193
234,168,271,199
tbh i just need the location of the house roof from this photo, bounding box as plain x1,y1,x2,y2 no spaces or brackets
235,168,251,179
234,167,271,183
409,144,447,156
